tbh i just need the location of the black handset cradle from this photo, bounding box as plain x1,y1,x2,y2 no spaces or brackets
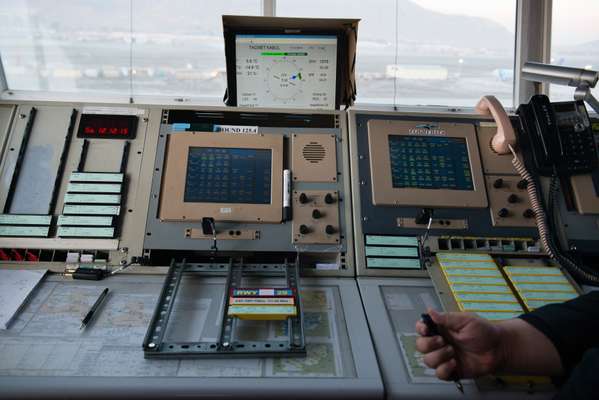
517,94,597,177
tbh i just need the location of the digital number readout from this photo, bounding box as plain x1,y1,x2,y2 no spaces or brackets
77,114,138,139
388,135,474,190
184,147,272,204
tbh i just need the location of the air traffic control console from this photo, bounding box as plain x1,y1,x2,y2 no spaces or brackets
0,99,598,399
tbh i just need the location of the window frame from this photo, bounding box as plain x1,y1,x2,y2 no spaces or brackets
0,0,573,112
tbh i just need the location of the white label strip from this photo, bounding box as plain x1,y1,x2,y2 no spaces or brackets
67,183,122,193
0,226,50,237
64,194,121,204
57,226,115,238
70,173,124,183
62,205,121,215
212,125,258,134
0,215,52,225
57,216,113,226
82,106,145,116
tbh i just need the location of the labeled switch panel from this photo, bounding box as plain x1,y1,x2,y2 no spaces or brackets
486,175,536,227
292,190,340,244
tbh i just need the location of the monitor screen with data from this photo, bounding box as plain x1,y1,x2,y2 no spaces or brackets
159,132,283,223
184,147,272,204
235,34,338,109
388,135,474,191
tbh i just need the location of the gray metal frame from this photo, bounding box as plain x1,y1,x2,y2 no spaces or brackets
0,1,557,111
514,0,553,106
143,258,306,358
0,54,7,93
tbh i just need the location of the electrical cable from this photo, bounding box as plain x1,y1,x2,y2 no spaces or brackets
509,145,599,284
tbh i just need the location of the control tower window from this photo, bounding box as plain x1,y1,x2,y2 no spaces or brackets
550,0,599,102
277,0,517,107
0,1,260,97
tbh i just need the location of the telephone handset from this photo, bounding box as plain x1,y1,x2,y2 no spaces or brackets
517,94,597,177
477,94,599,284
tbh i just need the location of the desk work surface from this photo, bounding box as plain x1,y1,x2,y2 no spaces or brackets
358,278,555,400
0,273,382,399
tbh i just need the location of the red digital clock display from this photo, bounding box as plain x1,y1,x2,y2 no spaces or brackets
77,114,138,139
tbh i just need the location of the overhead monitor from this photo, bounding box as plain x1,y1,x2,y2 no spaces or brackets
367,120,488,208
222,16,360,110
159,133,283,223
235,34,338,110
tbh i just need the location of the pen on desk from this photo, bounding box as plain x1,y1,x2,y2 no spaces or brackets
80,288,110,330
421,313,464,394
283,169,292,221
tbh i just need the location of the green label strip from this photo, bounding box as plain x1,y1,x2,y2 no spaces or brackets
513,283,575,292
70,172,123,182
476,311,522,320
57,226,115,238
67,183,122,193
64,194,121,204
366,257,421,269
443,268,502,277
437,252,493,262
57,215,113,226
460,302,523,312
0,214,51,225
0,226,49,237
365,235,418,246
450,283,512,294
455,292,518,303
63,205,121,215
365,246,418,257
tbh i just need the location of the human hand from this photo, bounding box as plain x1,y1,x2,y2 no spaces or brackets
415,309,505,380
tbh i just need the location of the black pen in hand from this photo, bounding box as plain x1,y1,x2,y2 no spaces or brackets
421,313,464,393
80,288,110,330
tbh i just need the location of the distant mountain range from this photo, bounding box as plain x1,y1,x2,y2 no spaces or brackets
2,0,593,53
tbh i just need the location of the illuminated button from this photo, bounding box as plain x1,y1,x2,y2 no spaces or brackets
325,225,336,235
312,209,322,219
299,225,310,235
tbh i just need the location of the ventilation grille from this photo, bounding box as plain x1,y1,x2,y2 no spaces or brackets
302,142,326,163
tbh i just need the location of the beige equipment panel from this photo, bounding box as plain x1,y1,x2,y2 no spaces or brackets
571,174,599,214
291,133,338,182
159,132,283,223
367,119,488,208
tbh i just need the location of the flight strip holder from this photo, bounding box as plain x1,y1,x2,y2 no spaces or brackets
142,257,306,358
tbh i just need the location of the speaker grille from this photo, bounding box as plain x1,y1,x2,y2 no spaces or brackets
302,142,326,163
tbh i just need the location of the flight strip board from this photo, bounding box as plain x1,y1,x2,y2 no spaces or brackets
0,273,381,399
358,277,555,400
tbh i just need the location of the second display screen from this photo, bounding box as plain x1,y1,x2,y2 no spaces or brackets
388,135,473,190
184,147,272,204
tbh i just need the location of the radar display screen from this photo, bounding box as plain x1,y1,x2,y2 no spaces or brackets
388,135,474,190
235,34,337,109
184,147,272,204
